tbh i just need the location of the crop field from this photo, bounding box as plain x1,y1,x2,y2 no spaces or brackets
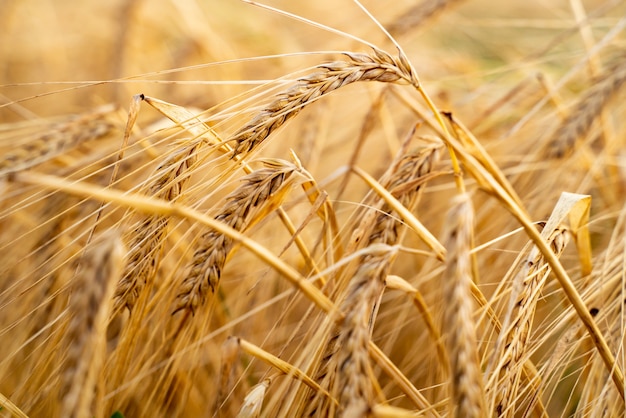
1,0,626,417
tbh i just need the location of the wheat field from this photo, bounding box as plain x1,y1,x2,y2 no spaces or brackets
1,0,626,417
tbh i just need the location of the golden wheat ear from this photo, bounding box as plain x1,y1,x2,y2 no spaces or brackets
440,193,486,418
0,107,116,178
174,159,302,315
303,131,443,416
114,137,208,314
228,49,417,158
546,53,626,158
59,231,125,418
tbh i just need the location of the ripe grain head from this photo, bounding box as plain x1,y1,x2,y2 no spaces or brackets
59,230,125,418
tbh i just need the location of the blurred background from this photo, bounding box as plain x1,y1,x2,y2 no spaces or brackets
3,0,624,123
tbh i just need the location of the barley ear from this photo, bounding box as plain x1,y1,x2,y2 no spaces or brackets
230,50,416,157
0,107,115,178
174,160,300,315
547,53,626,158
441,193,486,418
114,138,205,313
59,231,125,418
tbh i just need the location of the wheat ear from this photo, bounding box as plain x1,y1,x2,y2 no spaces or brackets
441,193,486,418
387,0,466,37
327,140,442,417
334,252,392,418
0,107,115,178
230,49,416,157
105,138,211,411
174,159,301,314
303,139,441,416
547,53,626,158
59,230,125,418
490,227,568,416
114,138,206,313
